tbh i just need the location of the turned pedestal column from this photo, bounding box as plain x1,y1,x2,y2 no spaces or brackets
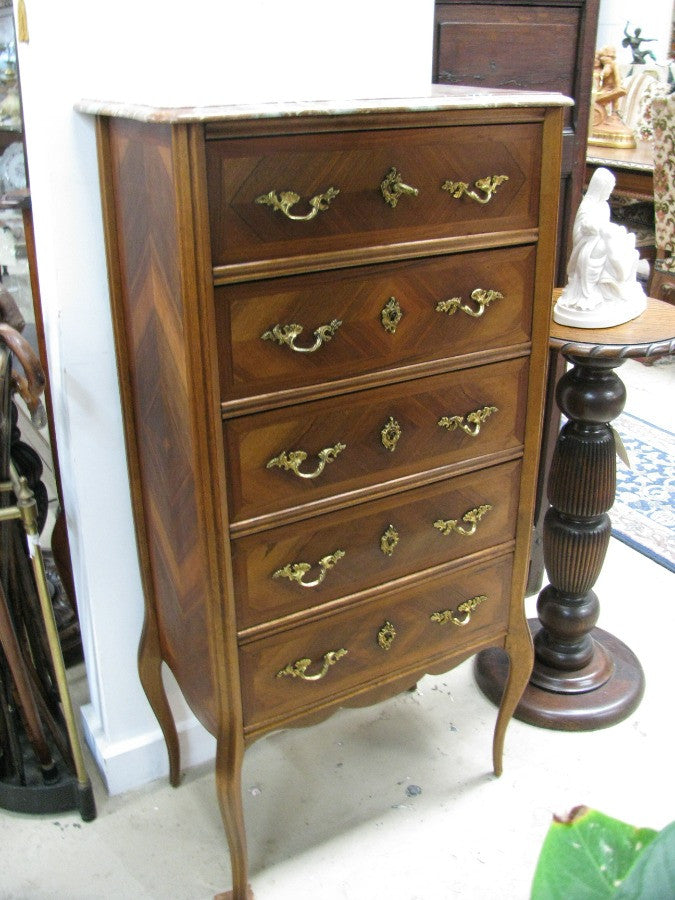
475,296,675,730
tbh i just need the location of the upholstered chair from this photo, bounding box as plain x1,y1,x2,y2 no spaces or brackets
650,93,675,303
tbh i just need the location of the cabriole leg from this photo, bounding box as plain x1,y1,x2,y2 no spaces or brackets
138,614,180,787
214,731,253,900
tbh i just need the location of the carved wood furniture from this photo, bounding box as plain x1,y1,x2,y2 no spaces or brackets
81,88,567,898
476,294,675,729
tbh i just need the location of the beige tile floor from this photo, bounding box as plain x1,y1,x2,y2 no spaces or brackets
1,359,673,900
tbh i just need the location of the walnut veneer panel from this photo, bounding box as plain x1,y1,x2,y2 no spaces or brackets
225,357,528,528
206,123,542,268
239,552,514,731
233,459,521,631
216,244,535,406
100,118,216,730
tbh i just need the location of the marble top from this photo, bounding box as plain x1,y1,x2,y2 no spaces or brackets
76,85,573,124
586,140,654,173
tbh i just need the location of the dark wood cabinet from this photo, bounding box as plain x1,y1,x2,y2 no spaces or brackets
433,0,600,284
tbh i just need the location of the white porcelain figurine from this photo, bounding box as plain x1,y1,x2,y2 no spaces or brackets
554,166,647,328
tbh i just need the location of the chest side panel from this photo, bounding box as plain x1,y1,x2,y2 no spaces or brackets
103,118,218,732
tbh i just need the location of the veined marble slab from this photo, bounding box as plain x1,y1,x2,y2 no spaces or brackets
76,85,573,123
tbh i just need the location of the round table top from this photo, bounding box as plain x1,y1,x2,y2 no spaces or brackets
550,294,675,359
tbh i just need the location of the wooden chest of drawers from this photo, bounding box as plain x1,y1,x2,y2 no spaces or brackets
84,87,567,898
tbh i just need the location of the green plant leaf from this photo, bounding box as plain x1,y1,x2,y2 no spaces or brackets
531,806,658,899
615,821,675,899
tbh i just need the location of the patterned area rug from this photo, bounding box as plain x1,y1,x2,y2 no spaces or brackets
612,413,675,573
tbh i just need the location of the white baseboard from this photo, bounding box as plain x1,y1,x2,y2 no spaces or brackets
80,703,216,796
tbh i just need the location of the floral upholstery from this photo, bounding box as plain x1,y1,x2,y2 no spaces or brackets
650,95,675,300
635,78,671,142
619,65,671,141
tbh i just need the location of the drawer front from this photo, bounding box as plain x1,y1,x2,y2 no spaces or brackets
225,357,528,526
239,553,514,730
216,245,535,403
206,123,541,267
233,460,521,630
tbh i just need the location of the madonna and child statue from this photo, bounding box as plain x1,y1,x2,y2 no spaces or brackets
554,167,647,328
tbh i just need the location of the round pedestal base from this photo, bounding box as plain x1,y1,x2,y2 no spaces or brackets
474,622,645,731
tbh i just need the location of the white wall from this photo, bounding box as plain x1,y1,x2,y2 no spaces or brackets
15,0,436,794
597,0,673,66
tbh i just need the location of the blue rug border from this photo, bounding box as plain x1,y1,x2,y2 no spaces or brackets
617,410,674,441
610,527,675,574
612,410,674,573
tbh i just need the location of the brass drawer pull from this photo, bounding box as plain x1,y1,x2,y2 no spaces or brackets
267,442,346,480
431,595,487,627
255,186,340,221
438,405,498,437
261,319,342,354
441,174,509,205
381,167,419,207
434,504,492,537
436,288,503,319
277,648,348,681
273,550,346,588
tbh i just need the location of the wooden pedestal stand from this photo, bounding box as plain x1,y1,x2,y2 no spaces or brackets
476,296,675,730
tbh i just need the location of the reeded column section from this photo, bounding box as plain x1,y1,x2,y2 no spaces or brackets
532,354,624,688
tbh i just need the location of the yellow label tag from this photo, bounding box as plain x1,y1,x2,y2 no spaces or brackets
611,426,631,469
17,0,29,43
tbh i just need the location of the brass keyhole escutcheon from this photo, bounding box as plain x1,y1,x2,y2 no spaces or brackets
381,297,403,334
377,621,397,651
381,417,402,452
380,524,400,557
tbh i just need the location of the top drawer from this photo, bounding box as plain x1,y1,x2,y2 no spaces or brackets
205,122,542,268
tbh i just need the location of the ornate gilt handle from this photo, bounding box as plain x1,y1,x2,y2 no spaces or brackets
273,550,345,588
255,186,340,221
441,174,509,205
277,648,348,681
381,167,419,207
436,288,503,319
434,504,492,537
431,595,487,627
266,442,346,480
261,319,342,354
438,405,498,437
